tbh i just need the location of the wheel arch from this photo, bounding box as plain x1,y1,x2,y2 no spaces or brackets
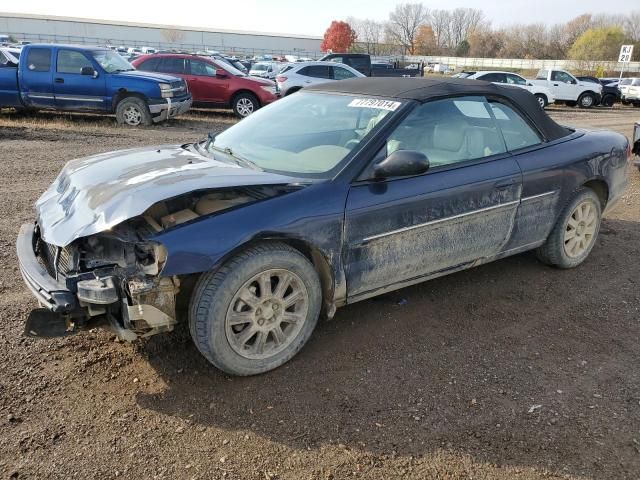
230,89,261,108
582,178,609,208
197,236,339,318
112,89,148,111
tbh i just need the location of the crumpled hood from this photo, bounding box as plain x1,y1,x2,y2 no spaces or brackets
36,145,297,247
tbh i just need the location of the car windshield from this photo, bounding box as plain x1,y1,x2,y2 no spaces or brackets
620,79,632,85
92,50,133,73
252,63,270,71
214,58,246,77
633,79,640,86
207,92,403,179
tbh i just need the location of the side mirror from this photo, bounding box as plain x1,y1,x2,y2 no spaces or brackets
215,69,228,78
527,82,533,86
81,66,97,77
570,79,577,84
373,150,429,179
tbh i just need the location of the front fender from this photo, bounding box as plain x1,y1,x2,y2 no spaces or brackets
153,181,348,284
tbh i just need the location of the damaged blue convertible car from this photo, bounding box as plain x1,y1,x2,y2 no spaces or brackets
18,77,630,375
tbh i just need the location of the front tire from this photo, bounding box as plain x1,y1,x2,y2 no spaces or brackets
115,97,152,126
232,92,259,118
600,94,615,107
189,243,322,376
536,188,602,269
578,92,595,108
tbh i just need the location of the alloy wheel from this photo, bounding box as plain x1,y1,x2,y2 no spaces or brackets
563,201,597,258
123,105,142,126
236,98,255,117
225,269,309,359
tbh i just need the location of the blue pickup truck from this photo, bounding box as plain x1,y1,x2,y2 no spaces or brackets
0,44,192,126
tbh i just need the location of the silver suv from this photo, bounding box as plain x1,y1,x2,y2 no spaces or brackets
275,61,365,96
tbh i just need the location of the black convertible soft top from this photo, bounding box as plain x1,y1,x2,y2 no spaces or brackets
308,77,571,142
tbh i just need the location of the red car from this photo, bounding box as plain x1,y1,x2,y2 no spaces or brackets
132,54,279,117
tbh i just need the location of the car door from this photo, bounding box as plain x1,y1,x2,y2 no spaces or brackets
344,96,523,299
550,71,576,101
20,47,55,108
486,99,563,251
53,49,106,110
298,65,331,87
188,59,226,104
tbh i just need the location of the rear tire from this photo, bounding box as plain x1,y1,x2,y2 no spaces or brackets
115,97,152,126
189,243,322,376
232,92,259,118
578,92,595,108
536,188,602,269
534,94,548,109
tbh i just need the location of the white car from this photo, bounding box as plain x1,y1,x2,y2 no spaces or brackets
249,61,281,80
530,69,601,108
464,71,556,109
619,78,640,106
275,61,365,96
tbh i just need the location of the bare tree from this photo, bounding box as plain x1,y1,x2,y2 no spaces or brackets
624,11,640,42
448,8,485,48
349,17,386,55
386,3,430,54
430,9,451,50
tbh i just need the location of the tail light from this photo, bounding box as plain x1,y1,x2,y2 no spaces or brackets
276,76,287,83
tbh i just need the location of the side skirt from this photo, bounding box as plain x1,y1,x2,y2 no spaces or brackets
345,240,546,305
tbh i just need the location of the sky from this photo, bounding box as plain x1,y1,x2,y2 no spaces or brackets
2,0,637,37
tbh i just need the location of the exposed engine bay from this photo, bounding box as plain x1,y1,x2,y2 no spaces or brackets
35,185,295,339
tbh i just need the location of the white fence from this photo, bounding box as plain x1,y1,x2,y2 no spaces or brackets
406,55,640,73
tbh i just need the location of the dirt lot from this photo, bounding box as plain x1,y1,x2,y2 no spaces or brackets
1,105,640,480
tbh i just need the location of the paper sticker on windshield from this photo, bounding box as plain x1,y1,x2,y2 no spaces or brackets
348,98,401,111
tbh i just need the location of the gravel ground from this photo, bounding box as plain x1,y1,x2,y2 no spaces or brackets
1,105,640,480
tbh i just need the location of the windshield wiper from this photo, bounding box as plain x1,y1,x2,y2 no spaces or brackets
209,144,261,170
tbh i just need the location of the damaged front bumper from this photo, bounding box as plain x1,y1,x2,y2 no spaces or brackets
148,95,192,123
17,224,78,313
17,223,179,340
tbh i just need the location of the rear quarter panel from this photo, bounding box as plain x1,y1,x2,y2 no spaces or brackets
507,129,628,249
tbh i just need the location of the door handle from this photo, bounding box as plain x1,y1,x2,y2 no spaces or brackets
55,78,64,84
495,178,517,189
553,83,559,86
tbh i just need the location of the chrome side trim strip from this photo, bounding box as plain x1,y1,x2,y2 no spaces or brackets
521,190,557,202
55,96,103,102
361,200,520,244
28,94,54,99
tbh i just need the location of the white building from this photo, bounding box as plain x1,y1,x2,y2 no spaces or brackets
0,12,323,56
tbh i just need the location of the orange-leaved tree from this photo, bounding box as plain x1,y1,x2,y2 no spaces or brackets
321,21,357,53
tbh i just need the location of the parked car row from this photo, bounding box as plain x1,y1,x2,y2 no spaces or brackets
454,68,640,109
